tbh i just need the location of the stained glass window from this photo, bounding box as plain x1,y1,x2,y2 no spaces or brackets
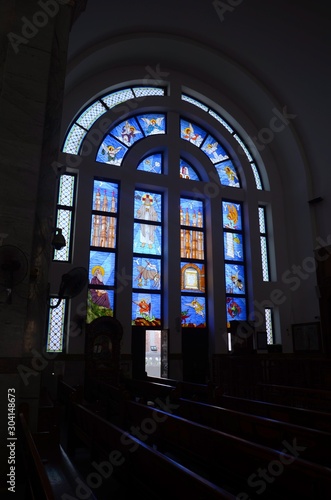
137,114,166,136
223,201,247,322
259,206,270,281
97,136,128,166
86,179,119,323
180,119,206,147
137,153,163,174
265,307,274,344
46,298,66,353
215,160,240,188
179,160,200,180
53,174,76,262
201,134,229,163
132,190,162,327
180,198,206,327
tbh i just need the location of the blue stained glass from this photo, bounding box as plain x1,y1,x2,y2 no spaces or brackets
226,297,247,322
133,257,161,290
133,223,162,255
87,289,114,324
137,154,162,173
181,262,205,292
180,119,206,147
222,202,242,230
201,135,229,163
134,191,162,222
132,292,161,326
223,232,244,261
110,118,143,147
179,160,200,180
181,296,206,328
92,180,118,212
96,136,128,165
180,198,204,228
137,114,166,136
215,160,240,187
88,251,116,286
225,263,245,295
90,215,116,248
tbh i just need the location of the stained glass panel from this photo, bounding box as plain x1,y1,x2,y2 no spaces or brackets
215,160,240,187
180,262,205,292
181,94,209,111
132,292,161,326
180,230,204,260
88,251,116,286
181,296,206,328
180,119,206,147
96,136,128,165
223,232,244,261
54,209,72,261
137,154,162,173
180,198,204,227
86,289,114,324
250,163,263,190
58,175,75,206
258,207,266,233
265,308,274,344
134,191,162,222
133,224,162,255
110,117,143,147
63,124,87,154
46,298,66,353
90,216,116,248
179,160,200,180
76,101,106,130
208,109,234,133
233,134,253,162
136,114,166,136
92,180,118,213
222,202,242,230
133,87,165,97
260,236,270,281
201,135,229,163
101,89,135,109
226,297,247,322
225,263,245,295
133,257,161,290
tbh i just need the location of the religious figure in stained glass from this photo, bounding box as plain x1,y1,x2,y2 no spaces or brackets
137,114,165,136
136,193,159,249
215,160,240,188
201,135,228,163
180,120,206,146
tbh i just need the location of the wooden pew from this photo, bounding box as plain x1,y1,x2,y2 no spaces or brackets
258,383,331,412
171,397,331,467
125,378,177,403
69,402,235,499
216,394,331,433
121,400,331,499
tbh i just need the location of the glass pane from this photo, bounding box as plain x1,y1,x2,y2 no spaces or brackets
225,263,245,294
180,198,204,227
134,191,162,222
181,94,209,111
215,160,240,187
260,236,270,281
132,292,161,326
87,289,114,324
136,114,166,136
133,257,161,290
223,232,244,261
226,297,247,321
181,296,206,328
233,134,253,162
90,215,116,248
179,160,200,180
109,117,143,147
96,136,128,165
180,229,204,259
181,262,205,292
63,124,87,154
101,88,135,108
46,298,66,352
133,223,162,255
88,251,116,286
92,180,118,213
58,174,75,206
201,134,229,163
54,209,72,262
222,202,242,230
258,207,266,233
265,308,274,344
250,163,263,190
133,87,165,97
180,119,206,147
208,109,234,133
76,101,106,129
137,153,162,173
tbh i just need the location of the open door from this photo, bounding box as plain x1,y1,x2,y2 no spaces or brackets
145,329,168,378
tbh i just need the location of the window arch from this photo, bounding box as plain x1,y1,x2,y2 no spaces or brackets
47,79,276,353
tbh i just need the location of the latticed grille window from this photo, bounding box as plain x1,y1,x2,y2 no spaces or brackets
46,298,66,352
258,206,270,281
265,307,274,344
53,174,76,262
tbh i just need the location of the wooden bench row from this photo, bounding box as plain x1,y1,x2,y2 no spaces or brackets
257,383,331,412
68,402,236,499
120,399,331,499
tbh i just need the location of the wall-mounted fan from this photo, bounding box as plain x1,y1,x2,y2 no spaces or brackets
50,267,88,308
0,245,28,304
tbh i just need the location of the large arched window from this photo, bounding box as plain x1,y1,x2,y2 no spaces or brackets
47,80,275,356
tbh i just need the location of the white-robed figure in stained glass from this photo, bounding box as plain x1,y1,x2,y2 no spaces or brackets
133,191,162,254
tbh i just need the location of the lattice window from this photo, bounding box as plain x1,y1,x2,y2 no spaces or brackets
265,307,274,344
46,298,66,352
53,174,76,262
259,206,270,281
